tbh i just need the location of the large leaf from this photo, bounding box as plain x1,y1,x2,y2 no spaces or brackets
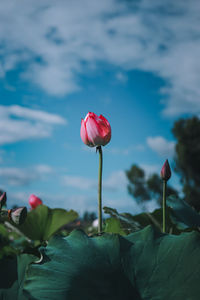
17,205,78,242
125,226,200,299
0,253,37,299
0,257,18,300
167,195,200,229
22,230,139,300
22,227,200,300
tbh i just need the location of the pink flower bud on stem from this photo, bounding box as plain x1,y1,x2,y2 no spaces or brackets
160,159,171,181
160,159,171,233
81,112,111,234
80,112,111,147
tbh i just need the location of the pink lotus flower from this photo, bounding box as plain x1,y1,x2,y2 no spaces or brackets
160,159,171,181
80,112,111,147
29,194,43,209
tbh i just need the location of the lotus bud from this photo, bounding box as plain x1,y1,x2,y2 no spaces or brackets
29,194,43,209
10,207,27,225
80,112,111,147
0,192,7,209
160,159,171,181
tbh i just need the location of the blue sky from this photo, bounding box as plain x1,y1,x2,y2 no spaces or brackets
0,0,200,215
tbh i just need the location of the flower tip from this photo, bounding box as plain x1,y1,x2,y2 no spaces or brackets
160,159,171,181
0,192,7,209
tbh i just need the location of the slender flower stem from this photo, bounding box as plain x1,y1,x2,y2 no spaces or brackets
162,180,167,233
97,146,103,233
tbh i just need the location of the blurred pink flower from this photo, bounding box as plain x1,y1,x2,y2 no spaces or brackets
29,194,43,209
80,112,111,147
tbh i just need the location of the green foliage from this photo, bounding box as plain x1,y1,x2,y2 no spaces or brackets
167,195,200,230
104,218,127,235
22,231,139,300
104,196,200,235
1,195,200,299
104,205,181,235
82,211,96,222
0,254,35,299
172,116,200,211
0,223,33,259
103,206,141,234
125,226,200,299
1,199,200,299
0,205,78,259
17,205,78,242
0,257,19,300
2,226,200,299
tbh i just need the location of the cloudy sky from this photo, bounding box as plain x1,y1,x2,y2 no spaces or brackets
0,0,199,215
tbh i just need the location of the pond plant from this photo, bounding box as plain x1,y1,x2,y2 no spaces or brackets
81,112,111,233
0,112,200,299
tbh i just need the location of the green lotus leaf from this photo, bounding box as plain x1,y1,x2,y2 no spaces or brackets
167,195,200,229
0,252,37,299
104,217,127,235
23,230,139,300
17,205,78,242
22,226,200,300
125,226,200,299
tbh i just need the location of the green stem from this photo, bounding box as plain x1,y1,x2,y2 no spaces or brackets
162,180,167,233
97,146,103,233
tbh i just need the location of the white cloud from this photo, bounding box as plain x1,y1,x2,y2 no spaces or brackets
3,105,66,124
0,105,66,145
6,190,159,215
56,194,97,215
142,199,159,213
34,164,53,174
0,150,5,163
107,144,145,155
103,170,127,191
62,170,127,192
140,163,160,177
7,191,30,207
0,164,53,186
115,72,127,83
0,0,200,115
62,175,96,190
147,136,175,158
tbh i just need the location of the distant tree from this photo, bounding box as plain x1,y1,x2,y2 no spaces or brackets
126,165,150,203
126,165,178,206
82,211,97,222
126,117,200,211
147,173,178,205
172,116,200,211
